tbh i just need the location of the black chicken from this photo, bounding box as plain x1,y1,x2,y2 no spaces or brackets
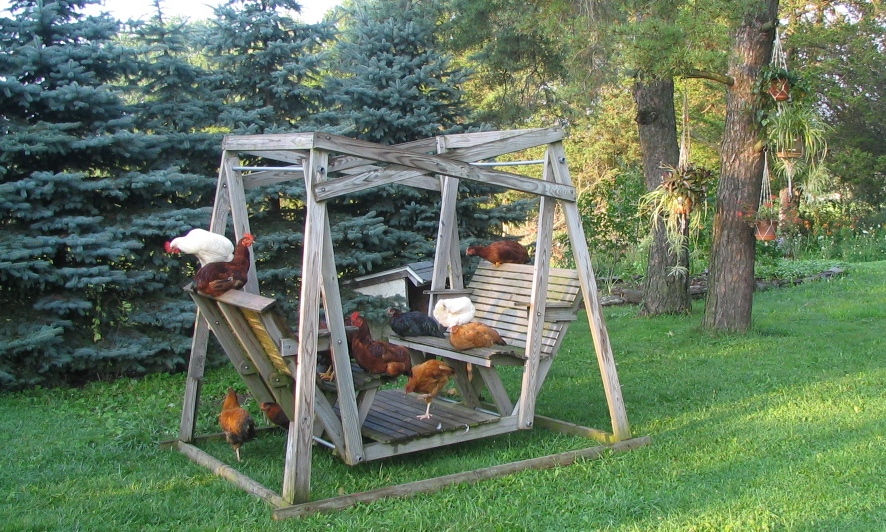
387,307,445,338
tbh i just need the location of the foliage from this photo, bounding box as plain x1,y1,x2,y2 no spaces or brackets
755,64,811,102
638,163,715,259
572,166,646,279
762,102,829,166
784,2,886,205
754,195,781,221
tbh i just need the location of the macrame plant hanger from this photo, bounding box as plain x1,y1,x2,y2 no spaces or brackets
771,28,795,199
760,152,774,216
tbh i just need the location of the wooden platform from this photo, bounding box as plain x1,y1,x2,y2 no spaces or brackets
356,390,501,444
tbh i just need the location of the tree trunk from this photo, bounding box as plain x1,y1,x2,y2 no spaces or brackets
633,78,690,315
703,1,780,332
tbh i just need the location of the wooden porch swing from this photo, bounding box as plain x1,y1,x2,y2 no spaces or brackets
167,127,650,518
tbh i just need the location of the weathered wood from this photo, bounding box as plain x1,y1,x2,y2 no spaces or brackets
283,148,327,504
174,441,289,508
551,140,631,442
222,153,258,294
532,414,616,444
518,153,557,428
223,132,316,152
319,212,366,466
312,134,576,201
273,435,652,519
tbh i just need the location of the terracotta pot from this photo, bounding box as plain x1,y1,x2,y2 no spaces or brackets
754,220,778,241
768,78,791,101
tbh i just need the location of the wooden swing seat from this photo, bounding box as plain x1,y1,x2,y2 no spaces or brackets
389,261,582,415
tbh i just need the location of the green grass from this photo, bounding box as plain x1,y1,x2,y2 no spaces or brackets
3,263,886,530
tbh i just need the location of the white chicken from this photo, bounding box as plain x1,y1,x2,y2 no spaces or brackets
433,297,475,328
165,229,234,266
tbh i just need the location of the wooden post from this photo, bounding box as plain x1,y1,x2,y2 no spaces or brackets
548,142,631,441
516,150,555,428
320,213,365,465
282,148,327,504
179,157,235,442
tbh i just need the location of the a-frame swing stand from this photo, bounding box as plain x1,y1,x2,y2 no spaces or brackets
166,127,650,518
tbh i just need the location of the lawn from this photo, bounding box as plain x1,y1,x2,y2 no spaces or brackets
2,262,884,531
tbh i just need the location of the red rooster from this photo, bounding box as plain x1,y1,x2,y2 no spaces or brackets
165,228,234,266
219,387,256,462
466,240,529,267
349,311,412,377
193,234,254,297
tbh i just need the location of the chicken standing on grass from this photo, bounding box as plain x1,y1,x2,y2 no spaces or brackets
165,228,234,266
404,359,455,420
466,240,530,267
193,234,254,297
219,387,256,462
260,402,290,430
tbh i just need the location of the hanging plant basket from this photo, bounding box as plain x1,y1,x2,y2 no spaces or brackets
754,220,778,241
767,78,791,101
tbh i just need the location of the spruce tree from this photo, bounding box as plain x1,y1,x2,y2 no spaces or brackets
321,0,534,291
0,0,222,388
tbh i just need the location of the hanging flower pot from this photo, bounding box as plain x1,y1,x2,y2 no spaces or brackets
754,220,778,241
768,78,791,101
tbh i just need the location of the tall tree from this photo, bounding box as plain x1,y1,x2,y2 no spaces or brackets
196,0,337,312
0,0,193,387
703,0,780,331
321,0,534,288
785,1,886,205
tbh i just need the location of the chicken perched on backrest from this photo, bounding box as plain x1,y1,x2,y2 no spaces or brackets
193,234,254,297
404,359,455,420
349,312,412,378
448,321,506,350
165,228,234,266
219,387,256,462
387,307,445,338
466,240,529,267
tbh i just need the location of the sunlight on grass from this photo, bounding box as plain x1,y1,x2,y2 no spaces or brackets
2,263,885,530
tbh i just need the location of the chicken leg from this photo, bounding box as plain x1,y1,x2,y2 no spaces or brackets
417,395,433,420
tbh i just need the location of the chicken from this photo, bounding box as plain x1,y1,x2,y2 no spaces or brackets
448,321,506,350
165,228,234,266
219,387,256,462
432,297,475,328
260,401,290,430
349,311,412,377
466,240,530,267
193,234,254,297
404,359,455,420
387,307,445,338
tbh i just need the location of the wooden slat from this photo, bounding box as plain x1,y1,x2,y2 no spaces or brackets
223,132,316,151
283,148,327,504
272,436,652,519
189,293,276,405
312,134,576,202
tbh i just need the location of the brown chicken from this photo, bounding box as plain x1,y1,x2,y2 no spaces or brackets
466,240,529,267
404,359,455,420
448,321,507,350
193,234,254,297
349,311,412,377
219,387,256,462
260,401,290,429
